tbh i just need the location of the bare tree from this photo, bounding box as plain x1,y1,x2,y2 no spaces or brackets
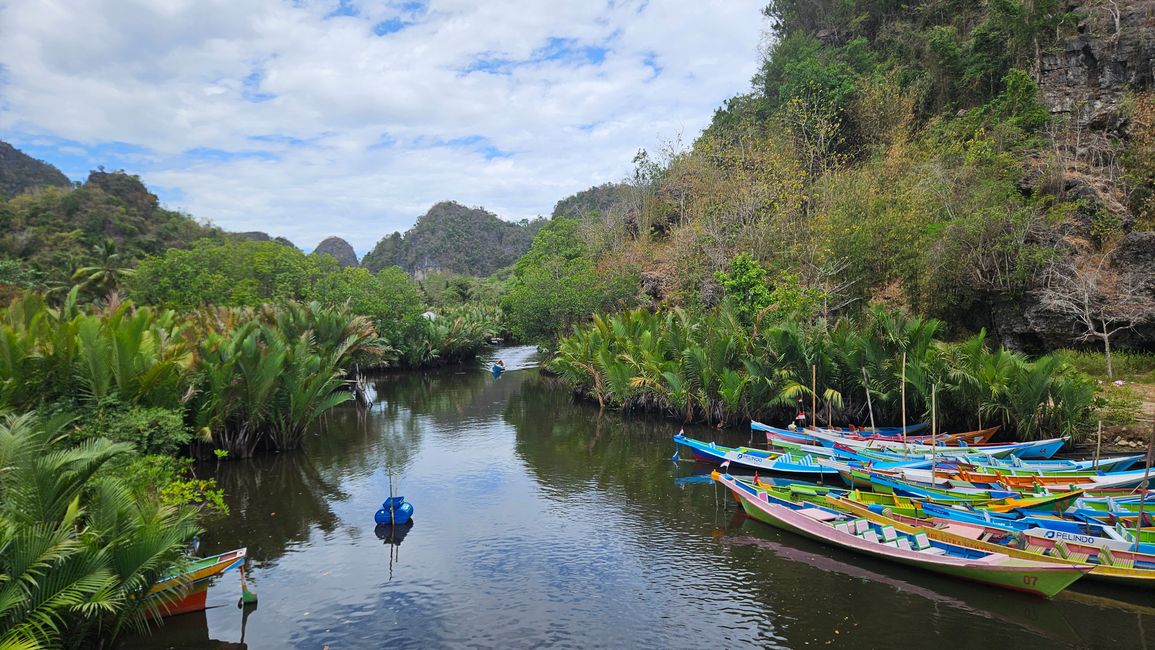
1040,256,1155,377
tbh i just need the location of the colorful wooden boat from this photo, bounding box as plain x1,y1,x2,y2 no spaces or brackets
673,433,840,477
949,466,1154,491
148,548,247,618
828,496,1155,588
795,428,1068,460
712,471,1090,597
754,421,998,448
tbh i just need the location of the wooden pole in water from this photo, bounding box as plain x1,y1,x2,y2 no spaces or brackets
931,383,938,486
1134,419,1154,552
811,365,817,430
901,352,908,455
862,367,876,432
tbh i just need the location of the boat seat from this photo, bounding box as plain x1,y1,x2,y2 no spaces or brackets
796,507,839,522
1097,546,1133,568
853,519,870,535
919,546,948,556
833,522,851,535
1053,540,1090,563
912,533,931,551
895,538,913,551
861,530,880,544
880,526,898,543
1025,543,1049,556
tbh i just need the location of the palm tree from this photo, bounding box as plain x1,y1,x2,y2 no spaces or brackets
71,240,136,297
0,413,200,648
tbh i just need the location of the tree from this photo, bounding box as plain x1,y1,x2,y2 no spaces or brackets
503,218,638,342
70,240,136,297
1040,257,1155,378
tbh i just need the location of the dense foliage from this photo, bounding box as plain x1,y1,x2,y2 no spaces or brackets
0,291,381,456
502,217,640,343
130,238,499,367
553,305,1096,440
0,412,202,648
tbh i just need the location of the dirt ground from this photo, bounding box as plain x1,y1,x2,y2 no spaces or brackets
1094,382,1155,454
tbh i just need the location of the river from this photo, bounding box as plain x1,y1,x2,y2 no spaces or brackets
124,346,1155,649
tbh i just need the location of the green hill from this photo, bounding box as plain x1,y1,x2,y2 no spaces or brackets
0,168,220,285
363,201,545,276
0,141,71,198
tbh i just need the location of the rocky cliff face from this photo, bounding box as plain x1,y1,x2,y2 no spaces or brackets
313,236,359,267
1038,0,1155,130
992,1,1155,352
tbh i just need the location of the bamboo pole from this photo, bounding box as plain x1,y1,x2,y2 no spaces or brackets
811,365,817,430
1134,419,1154,553
862,367,876,432
901,352,907,455
931,383,938,486
1094,420,1103,470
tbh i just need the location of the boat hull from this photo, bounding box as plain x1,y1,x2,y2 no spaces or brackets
715,473,1089,597
147,548,247,619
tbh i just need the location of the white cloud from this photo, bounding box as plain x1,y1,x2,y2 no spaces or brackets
0,0,767,253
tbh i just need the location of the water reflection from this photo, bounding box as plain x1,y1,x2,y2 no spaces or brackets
373,521,414,546
123,350,1155,649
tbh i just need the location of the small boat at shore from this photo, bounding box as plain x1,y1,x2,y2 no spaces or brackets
148,548,247,618
754,421,998,448
674,433,839,477
712,471,1091,597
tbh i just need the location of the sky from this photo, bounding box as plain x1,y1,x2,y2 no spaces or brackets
0,0,768,254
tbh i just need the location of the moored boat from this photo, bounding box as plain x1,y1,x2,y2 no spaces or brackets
712,471,1090,597
673,433,839,478
148,548,247,618
829,496,1155,588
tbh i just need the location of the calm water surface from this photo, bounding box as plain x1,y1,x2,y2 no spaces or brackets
125,346,1155,649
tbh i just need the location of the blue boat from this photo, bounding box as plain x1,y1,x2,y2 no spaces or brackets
673,433,840,478
919,502,1155,555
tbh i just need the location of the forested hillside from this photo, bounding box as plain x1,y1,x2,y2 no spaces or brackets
0,167,222,293
525,0,1155,438
0,140,71,197
529,0,1155,354
362,200,545,276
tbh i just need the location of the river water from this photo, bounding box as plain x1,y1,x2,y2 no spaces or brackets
125,346,1155,649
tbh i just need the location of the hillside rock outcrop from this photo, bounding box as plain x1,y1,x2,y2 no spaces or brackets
1038,0,1155,130
313,236,358,267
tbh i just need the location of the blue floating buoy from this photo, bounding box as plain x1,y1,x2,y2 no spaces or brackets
374,495,414,526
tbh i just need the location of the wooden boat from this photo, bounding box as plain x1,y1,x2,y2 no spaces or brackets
829,496,1155,588
918,502,1155,554
796,428,1068,460
751,480,929,518
148,548,247,618
712,471,1090,597
673,433,839,477
949,466,1154,491
813,425,1000,447
754,421,998,448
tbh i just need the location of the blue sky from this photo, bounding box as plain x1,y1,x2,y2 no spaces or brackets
0,0,766,254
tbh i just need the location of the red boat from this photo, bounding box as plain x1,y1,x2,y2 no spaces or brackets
148,548,247,618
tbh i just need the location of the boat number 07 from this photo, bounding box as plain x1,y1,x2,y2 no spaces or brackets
1021,575,1038,586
